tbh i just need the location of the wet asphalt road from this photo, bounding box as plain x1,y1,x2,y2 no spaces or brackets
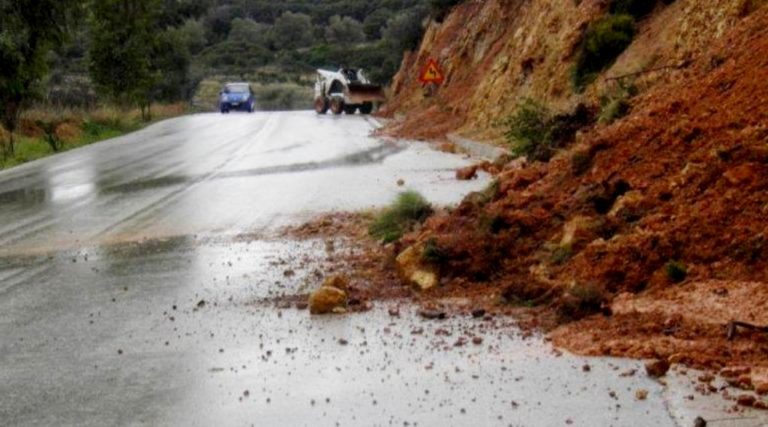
0,112,760,426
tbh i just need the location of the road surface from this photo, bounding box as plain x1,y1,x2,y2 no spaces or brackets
0,112,759,426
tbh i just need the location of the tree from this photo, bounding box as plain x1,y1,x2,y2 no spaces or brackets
177,18,208,55
382,5,428,52
0,0,82,158
229,17,270,46
363,8,392,41
271,12,314,50
324,15,365,45
90,0,188,120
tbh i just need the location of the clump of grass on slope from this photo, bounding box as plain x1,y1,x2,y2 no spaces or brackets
369,191,433,243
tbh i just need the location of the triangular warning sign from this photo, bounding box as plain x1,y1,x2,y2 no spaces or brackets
419,59,445,85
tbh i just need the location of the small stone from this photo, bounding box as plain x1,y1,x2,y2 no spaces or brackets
472,336,483,345
582,364,591,372
635,389,648,400
397,179,405,186
295,301,309,310
388,307,400,317
196,300,206,308
471,308,486,318
338,338,348,346
645,359,670,378
737,394,756,407
456,165,479,180
308,285,347,315
418,309,446,320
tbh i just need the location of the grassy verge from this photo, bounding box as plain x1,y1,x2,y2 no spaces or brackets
1,103,187,170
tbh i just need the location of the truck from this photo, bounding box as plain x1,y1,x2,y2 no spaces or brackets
313,68,385,115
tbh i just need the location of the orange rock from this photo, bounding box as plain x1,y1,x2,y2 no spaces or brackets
456,165,479,180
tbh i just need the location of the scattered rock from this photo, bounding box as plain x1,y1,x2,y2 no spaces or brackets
736,394,756,407
635,389,648,400
755,381,768,395
582,364,591,372
338,338,349,346
645,359,670,378
471,308,486,318
295,301,309,310
196,299,206,308
456,165,479,180
397,179,405,186
693,416,707,427
472,336,483,345
396,245,439,291
388,307,401,317
308,276,349,315
419,309,447,320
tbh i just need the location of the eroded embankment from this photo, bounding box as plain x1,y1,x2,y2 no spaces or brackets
368,2,768,397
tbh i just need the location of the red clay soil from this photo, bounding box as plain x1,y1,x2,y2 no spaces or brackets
385,7,768,374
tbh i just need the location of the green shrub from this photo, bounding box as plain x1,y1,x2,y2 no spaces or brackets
503,98,554,161
599,82,637,124
665,261,688,283
503,100,594,162
572,14,636,92
369,191,433,243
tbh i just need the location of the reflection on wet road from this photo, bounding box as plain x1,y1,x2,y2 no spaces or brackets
0,112,753,426
0,112,484,253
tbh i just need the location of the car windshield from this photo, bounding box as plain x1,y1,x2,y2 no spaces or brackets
224,84,249,94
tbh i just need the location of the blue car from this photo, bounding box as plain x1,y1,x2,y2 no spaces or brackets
220,83,256,113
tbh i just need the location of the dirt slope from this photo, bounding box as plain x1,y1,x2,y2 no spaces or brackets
381,1,768,382
382,0,764,142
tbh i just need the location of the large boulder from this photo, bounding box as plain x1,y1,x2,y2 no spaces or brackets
396,244,439,291
308,275,349,314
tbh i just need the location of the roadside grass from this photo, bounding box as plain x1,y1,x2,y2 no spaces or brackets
369,191,433,243
1,103,187,170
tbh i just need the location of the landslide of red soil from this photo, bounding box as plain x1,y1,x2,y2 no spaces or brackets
394,7,768,372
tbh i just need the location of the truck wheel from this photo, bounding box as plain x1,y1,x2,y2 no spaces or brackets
330,98,344,115
359,102,374,115
314,97,329,114
344,105,357,115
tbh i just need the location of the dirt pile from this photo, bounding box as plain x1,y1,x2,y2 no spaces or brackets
391,6,768,372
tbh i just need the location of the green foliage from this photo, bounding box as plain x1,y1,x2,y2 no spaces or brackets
89,0,160,116
0,0,83,158
572,14,636,92
325,15,366,45
176,19,208,54
252,83,313,111
369,191,433,243
503,98,554,161
272,11,314,49
598,82,637,124
383,6,429,51
504,100,594,162
363,8,393,40
665,261,688,283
